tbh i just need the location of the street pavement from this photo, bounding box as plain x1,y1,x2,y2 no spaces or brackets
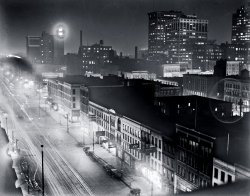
42,101,168,196
1,78,168,196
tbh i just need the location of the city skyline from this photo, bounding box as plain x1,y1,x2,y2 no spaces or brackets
0,0,246,55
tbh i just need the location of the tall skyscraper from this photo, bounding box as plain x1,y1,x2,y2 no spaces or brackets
231,5,250,68
26,31,64,65
166,14,208,68
148,11,183,61
148,11,208,69
26,36,41,64
40,31,54,64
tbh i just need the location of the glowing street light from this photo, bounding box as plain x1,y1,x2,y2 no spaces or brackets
56,25,65,39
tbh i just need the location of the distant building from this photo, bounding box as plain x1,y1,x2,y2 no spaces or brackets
122,71,156,80
165,15,208,68
78,40,115,73
148,11,183,61
26,36,41,64
47,75,123,122
26,31,64,65
226,61,240,76
40,31,54,64
162,63,201,77
224,76,250,113
64,53,82,75
231,6,250,67
214,59,240,77
183,74,222,98
148,10,211,69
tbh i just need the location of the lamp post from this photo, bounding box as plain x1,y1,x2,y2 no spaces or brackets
238,98,243,117
39,83,41,119
41,145,44,196
66,114,69,133
4,114,8,137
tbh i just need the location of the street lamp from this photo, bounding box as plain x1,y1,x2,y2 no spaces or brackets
41,145,44,196
56,25,65,39
38,83,41,119
66,114,69,133
238,98,243,117
4,113,8,137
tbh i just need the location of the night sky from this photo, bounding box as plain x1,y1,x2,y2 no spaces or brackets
0,0,246,55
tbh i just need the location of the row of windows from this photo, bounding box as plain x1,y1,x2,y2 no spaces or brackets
123,133,139,145
151,159,162,173
163,167,174,182
151,136,162,149
152,151,162,161
214,168,232,183
122,142,140,159
122,124,140,138
163,154,174,168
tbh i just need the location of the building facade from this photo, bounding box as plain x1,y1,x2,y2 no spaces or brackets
148,11,183,61
224,77,250,112
231,5,250,67
174,124,214,193
26,36,41,64
26,31,64,65
183,74,222,98
165,15,208,69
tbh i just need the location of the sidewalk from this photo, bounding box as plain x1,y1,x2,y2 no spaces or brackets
41,103,168,196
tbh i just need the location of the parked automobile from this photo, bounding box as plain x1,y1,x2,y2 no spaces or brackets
83,146,90,153
129,188,141,196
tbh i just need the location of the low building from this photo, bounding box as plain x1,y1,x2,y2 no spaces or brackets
183,74,223,99
122,71,156,80
155,95,233,121
224,76,250,113
174,112,250,193
47,75,123,122
226,61,240,76
84,86,175,193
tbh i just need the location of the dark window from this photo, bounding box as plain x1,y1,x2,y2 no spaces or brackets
159,140,162,149
73,103,76,108
214,168,218,179
221,171,225,182
72,89,76,95
72,97,76,101
228,175,232,183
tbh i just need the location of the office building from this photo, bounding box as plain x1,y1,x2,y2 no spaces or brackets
26,31,64,65
231,5,250,67
26,36,41,64
148,11,183,61
165,15,208,68
78,39,115,73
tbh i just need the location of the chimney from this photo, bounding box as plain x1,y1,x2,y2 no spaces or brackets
80,30,83,46
100,40,104,45
135,46,138,60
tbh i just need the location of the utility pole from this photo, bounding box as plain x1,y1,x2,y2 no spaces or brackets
39,83,41,119
41,145,44,196
66,114,69,133
92,126,95,152
5,116,8,137
239,98,243,117
27,163,30,194
151,181,153,196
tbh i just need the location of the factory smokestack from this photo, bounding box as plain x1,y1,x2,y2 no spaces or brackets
80,30,83,46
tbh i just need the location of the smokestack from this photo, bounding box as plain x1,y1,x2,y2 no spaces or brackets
80,30,83,46
135,46,138,60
